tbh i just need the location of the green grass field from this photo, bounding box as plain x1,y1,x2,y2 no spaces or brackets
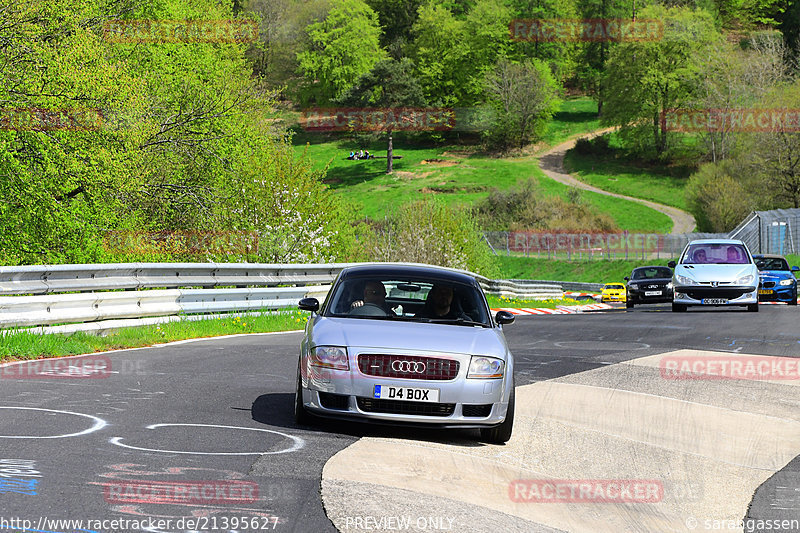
562,133,696,211
291,98,671,232
0,311,307,362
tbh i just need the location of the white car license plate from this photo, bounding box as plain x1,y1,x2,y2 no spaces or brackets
644,291,662,296
702,298,728,305
373,385,439,402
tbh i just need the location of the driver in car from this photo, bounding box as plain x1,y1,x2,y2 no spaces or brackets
350,281,396,315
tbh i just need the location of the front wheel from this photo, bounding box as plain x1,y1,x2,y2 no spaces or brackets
480,379,515,444
790,290,798,306
672,303,687,312
747,303,759,312
294,364,313,426
626,299,634,309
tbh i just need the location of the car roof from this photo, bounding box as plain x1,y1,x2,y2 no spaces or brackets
686,239,745,245
632,265,671,270
338,263,480,286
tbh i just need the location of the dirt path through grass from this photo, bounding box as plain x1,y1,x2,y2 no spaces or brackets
538,130,696,234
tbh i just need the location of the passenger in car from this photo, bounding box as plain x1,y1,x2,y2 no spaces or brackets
692,249,708,263
415,285,470,320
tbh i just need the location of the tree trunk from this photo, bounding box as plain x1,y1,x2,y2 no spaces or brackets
387,129,393,174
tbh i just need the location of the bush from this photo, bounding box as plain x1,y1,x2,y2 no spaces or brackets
574,135,610,155
472,179,617,232
364,198,499,277
685,161,755,232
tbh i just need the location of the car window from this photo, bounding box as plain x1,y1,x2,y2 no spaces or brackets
682,244,750,265
755,257,790,271
323,276,491,326
605,284,624,289
632,267,671,279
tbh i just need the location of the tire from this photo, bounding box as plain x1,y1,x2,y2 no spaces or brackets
626,299,634,309
294,363,313,426
480,379,515,444
747,303,759,312
672,303,687,312
791,290,798,306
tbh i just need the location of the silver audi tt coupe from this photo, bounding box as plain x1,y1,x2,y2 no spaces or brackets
295,264,516,444
669,239,760,312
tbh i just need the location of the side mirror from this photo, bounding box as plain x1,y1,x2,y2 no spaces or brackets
298,297,319,312
668,260,676,268
495,310,515,325
792,266,799,272
624,276,629,281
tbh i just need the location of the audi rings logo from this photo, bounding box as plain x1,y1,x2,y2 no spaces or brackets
391,360,426,373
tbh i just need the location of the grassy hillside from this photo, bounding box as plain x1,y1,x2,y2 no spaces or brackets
562,133,696,211
291,98,671,232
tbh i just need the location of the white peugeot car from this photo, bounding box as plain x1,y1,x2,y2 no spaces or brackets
668,239,759,312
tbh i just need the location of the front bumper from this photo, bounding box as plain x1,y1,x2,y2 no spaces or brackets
601,294,626,302
300,363,512,428
628,288,673,303
757,286,796,303
673,285,758,305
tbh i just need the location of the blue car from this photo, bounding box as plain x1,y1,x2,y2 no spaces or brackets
753,254,799,305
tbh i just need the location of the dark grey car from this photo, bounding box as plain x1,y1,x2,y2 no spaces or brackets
624,265,674,308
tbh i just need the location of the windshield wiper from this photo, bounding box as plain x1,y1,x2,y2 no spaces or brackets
424,317,490,327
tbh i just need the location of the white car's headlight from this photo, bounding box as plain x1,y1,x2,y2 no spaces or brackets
675,275,697,286
467,356,504,379
737,274,755,285
780,279,794,286
309,346,349,370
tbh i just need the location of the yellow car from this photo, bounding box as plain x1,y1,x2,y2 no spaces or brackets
601,283,627,303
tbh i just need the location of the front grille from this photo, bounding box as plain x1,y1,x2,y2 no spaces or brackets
358,354,460,381
762,281,776,288
319,392,349,410
685,288,751,300
356,397,455,417
462,404,493,417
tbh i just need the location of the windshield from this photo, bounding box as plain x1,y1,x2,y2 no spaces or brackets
604,284,624,290
682,244,750,265
755,257,790,271
632,267,673,280
323,276,491,326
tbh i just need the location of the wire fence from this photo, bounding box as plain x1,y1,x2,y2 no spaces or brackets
729,209,800,255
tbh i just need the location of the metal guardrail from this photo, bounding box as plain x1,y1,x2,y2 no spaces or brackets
0,263,566,332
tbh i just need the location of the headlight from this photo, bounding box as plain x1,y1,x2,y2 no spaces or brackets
737,274,755,285
467,356,504,379
309,346,349,370
675,275,697,286
667,282,673,289
629,284,638,290
780,279,794,286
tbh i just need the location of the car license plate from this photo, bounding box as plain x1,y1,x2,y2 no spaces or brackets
702,298,728,305
758,289,774,295
373,385,439,402
644,291,662,296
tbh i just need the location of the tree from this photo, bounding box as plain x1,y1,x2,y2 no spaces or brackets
484,58,561,150
296,0,386,104
602,6,721,158
408,3,469,106
337,58,426,173
364,0,424,57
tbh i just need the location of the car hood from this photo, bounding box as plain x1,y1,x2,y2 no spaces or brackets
309,317,509,358
758,270,796,281
674,264,757,283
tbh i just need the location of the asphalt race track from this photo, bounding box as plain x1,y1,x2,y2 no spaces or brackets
1,304,799,533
